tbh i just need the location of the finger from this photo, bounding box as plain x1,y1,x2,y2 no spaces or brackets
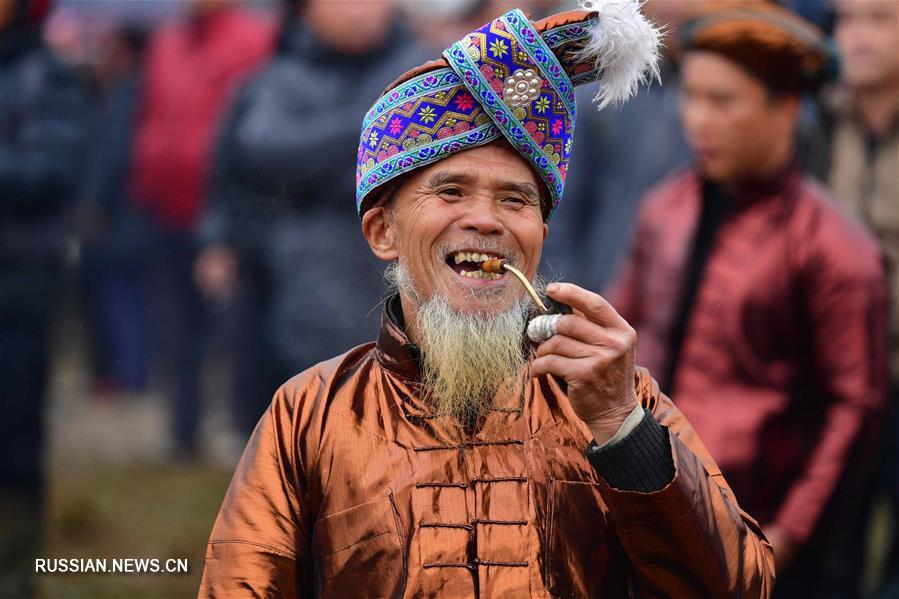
531,353,593,380
553,314,612,345
546,283,628,329
535,334,599,360
557,317,636,357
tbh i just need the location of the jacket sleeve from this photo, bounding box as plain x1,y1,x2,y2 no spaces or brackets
199,83,258,252
592,371,775,598
770,230,888,544
198,373,324,598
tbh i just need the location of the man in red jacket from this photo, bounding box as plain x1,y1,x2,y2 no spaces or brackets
129,0,274,456
609,2,888,594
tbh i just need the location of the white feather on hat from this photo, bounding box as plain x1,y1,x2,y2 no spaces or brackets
577,0,662,110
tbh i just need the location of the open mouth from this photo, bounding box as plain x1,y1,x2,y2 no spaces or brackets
444,251,507,280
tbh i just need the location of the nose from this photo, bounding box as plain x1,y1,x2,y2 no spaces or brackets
457,195,503,236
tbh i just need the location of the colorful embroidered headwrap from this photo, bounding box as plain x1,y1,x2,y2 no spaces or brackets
355,1,661,220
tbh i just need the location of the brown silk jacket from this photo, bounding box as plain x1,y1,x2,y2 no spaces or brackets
199,299,774,598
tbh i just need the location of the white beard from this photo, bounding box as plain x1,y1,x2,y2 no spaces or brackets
385,261,532,421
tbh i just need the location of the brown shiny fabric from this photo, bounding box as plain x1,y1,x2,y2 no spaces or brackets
199,300,774,597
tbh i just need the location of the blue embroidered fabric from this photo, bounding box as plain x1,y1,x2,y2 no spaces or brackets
356,9,601,219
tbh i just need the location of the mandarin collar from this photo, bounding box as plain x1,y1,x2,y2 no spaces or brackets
375,294,422,382
697,161,800,210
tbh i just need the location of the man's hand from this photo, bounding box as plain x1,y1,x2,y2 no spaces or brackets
530,283,639,445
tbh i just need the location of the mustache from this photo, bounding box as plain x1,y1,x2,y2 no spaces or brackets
434,239,523,268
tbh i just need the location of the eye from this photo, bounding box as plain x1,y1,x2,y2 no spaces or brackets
437,187,464,199
709,92,735,109
501,196,530,209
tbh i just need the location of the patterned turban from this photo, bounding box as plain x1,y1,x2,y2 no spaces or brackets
355,1,662,220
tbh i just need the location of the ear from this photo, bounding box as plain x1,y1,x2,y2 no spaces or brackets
542,222,549,241
772,93,801,128
361,206,399,261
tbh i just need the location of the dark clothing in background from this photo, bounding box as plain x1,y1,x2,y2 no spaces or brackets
828,98,899,384
0,24,89,597
81,72,152,391
662,180,731,395
204,21,422,434
609,166,888,594
129,7,274,453
826,96,899,596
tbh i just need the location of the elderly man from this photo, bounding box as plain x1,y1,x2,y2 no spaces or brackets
199,3,773,597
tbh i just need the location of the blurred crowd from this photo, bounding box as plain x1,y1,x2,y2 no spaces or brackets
0,0,896,596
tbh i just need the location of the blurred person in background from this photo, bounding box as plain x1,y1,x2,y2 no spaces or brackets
78,24,151,397
0,0,89,594
545,0,831,293
828,0,899,593
609,2,888,595
129,0,274,458
194,0,421,439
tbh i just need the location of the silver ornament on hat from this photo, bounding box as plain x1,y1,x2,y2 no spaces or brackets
502,68,542,108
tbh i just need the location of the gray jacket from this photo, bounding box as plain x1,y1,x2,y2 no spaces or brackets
206,21,422,371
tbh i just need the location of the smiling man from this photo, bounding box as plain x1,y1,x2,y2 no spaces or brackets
199,3,773,597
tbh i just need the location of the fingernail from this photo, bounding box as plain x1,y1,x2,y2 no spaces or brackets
547,283,559,293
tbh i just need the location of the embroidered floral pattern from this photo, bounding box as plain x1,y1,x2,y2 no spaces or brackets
418,106,436,124
489,38,509,58
453,93,475,112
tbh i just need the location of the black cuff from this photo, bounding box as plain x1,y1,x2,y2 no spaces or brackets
585,409,675,493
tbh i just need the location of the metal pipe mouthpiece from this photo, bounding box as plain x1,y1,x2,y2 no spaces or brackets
480,259,547,313
480,258,506,273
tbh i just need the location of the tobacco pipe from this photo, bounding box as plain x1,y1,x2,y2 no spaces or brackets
481,258,549,312
480,258,571,316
